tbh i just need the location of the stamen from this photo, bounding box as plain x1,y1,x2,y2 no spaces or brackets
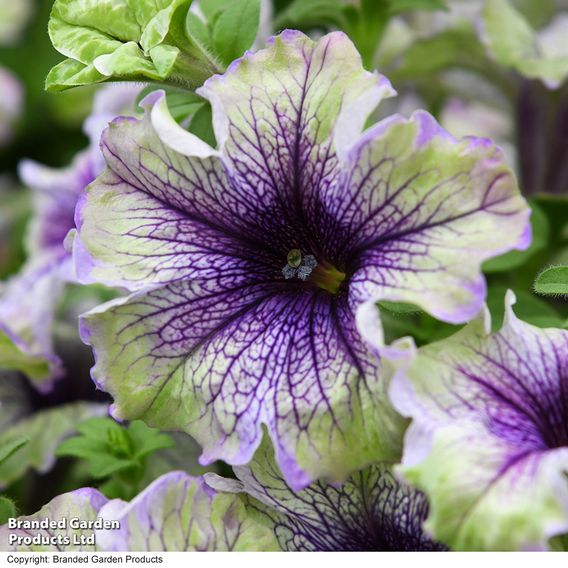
282,251,318,281
281,251,343,292
282,265,297,280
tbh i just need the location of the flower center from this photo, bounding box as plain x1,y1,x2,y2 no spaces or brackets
282,250,346,294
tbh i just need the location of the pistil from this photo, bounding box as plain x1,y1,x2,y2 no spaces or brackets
310,260,346,294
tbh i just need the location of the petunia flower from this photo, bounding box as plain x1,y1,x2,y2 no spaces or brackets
389,291,568,551
0,85,139,389
0,472,278,551
75,30,530,489
1,453,442,552
206,437,446,551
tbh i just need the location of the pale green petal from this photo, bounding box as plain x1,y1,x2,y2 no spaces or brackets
0,489,108,551
96,472,278,551
481,0,568,89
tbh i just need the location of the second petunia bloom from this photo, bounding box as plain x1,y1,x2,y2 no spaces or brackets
75,30,530,489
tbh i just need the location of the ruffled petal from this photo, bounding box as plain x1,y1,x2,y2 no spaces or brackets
332,111,530,326
95,471,278,551
20,150,95,258
389,291,568,550
206,437,444,551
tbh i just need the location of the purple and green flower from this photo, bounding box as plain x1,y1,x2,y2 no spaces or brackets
74,30,530,489
389,291,568,550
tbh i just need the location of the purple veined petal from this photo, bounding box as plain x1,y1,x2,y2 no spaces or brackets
388,290,568,551
81,277,406,491
330,110,531,326
20,84,141,262
0,488,108,551
76,30,529,490
95,471,278,551
205,437,445,551
72,156,279,290
197,30,395,245
3,148,93,387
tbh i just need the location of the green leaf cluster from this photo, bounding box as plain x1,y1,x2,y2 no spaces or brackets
46,0,262,93
56,418,174,500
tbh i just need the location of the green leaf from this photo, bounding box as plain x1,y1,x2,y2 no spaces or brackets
377,301,422,315
0,403,107,488
483,201,549,272
129,421,175,460
185,12,214,54
56,417,174,487
534,266,568,296
533,194,568,239
212,0,261,66
200,0,233,20
0,497,17,525
274,0,347,29
188,102,217,146
164,90,205,123
56,435,110,461
0,438,28,466
88,454,136,479
386,0,447,16
395,24,488,80
46,0,221,92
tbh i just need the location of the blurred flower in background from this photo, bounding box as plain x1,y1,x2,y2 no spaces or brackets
0,83,139,390
0,68,23,148
0,0,33,47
